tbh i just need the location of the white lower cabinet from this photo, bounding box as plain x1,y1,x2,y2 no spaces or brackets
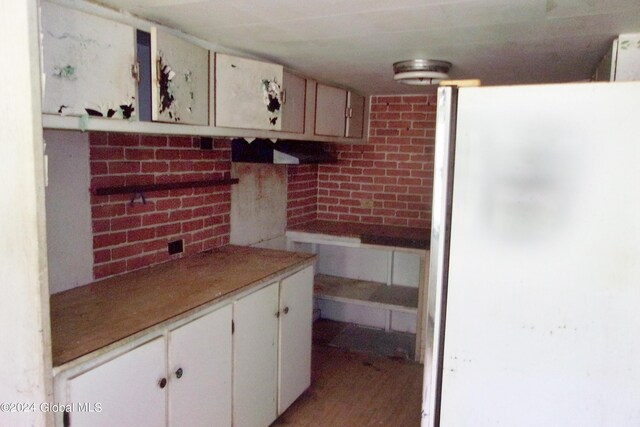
233,265,314,426
168,305,232,427
57,265,313,427
233,282,280,427
278,266,313,414
66,336,166,427
63,305,232,427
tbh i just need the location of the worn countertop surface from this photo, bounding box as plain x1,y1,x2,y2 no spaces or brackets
50,245,315,367
287,220,430,250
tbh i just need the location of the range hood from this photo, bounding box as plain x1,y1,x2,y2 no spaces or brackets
231,138,337,165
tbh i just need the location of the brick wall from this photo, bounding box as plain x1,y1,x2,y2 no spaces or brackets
89,132,232,279
286,164,318,226
314,94,436,228
88,94,435,279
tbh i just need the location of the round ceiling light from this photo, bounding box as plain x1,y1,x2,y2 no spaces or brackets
393,59,452,85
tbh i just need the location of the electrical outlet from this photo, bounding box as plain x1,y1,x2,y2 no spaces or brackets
168,239,184,255
200,137,213,150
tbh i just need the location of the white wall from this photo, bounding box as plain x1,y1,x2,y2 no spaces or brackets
44,130,94,293
0,0,53,425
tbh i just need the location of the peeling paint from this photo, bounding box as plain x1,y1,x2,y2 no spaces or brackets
53,64,76,80
79,113,89,132
120,103,134,120
85,108,103,117
157,53,199,121
262,78,282,126
158,55,176,117
47,31,100,48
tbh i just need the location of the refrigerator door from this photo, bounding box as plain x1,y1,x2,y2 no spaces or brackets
422,86,458,427
434,82,640,426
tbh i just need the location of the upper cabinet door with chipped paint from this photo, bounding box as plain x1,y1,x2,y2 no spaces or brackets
41,2,137,119
215,53,283,131
150,28,209,125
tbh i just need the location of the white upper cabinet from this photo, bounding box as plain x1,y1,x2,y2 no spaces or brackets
314,83,365,138
215,53,284,131
314,83,347,137
41,2,137,119
346,91,366,138
150,28,209,125
280,71,306,134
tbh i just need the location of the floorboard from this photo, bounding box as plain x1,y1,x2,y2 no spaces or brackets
272,320,424,427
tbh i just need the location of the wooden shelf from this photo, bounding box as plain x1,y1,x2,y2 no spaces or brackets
92,178,239,196
314,274,418,313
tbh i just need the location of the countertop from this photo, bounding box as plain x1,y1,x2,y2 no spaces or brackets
287,220,430,250
50,245,315,367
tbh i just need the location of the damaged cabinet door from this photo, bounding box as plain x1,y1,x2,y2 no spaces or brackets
215,53,284,131
150,27,209,125
40,2,137,119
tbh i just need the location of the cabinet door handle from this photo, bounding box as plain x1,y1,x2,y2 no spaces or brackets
175,368,183,379
283,306,290,315
275,311,280,318
158,378,167,389
280,89,287,105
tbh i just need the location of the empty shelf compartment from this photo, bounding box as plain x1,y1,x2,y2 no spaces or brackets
314,274,418,313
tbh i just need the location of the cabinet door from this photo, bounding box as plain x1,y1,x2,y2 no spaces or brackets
66,337,166,427
314,83,347,137
168,305,232,427
345,91,366,138
150,27,209,125
215,53,283,130
281,71,306,134
41,2,137,118
233,282,280,427
278,266,314,414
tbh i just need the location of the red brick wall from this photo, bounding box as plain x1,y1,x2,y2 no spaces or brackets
287,164,318,226
315,94,436,228
89,133,232,279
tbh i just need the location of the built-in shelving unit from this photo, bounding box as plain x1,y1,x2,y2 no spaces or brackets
286,220,430,363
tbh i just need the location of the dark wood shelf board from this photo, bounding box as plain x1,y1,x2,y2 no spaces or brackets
92,178,239,196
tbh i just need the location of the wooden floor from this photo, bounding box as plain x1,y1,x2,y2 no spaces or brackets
272,320,424,427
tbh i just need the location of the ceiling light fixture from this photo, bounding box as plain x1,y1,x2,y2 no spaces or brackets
393,59,452,85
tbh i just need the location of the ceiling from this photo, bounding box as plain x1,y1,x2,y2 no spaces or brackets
94,0,640,95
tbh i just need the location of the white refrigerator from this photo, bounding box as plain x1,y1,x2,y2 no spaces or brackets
422,82,640,426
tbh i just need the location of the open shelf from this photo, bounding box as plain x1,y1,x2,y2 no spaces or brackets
314,274,418,314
